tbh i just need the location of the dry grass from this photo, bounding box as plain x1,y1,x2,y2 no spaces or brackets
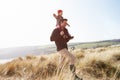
0,45,120,80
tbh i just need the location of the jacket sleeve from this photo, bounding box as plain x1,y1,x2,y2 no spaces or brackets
50,29,61,41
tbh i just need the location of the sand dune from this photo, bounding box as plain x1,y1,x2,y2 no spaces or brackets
0,45,120,80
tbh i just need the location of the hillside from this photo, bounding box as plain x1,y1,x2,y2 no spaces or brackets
0,44,120,80
0,39,120,59
72,39,120,49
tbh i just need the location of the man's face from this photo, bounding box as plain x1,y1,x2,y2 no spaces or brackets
61,21,67,28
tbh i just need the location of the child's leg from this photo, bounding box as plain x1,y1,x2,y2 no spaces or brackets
56,24,60,28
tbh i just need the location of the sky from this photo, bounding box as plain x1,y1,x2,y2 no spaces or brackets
0,0,120,48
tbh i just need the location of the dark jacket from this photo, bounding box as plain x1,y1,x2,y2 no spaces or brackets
50,28,73,51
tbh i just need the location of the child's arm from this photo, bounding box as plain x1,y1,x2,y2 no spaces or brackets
53,13,57,19
67,23,70,27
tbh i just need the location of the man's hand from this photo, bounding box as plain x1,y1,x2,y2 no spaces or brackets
71,36,74,39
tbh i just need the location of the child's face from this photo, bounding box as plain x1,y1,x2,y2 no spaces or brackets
58,12,63,16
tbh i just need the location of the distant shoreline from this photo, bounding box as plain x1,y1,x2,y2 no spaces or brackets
0,59,13,64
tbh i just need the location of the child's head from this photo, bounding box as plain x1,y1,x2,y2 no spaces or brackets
57,9,63,15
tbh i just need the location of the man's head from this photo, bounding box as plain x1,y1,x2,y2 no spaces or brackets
60,19,68,29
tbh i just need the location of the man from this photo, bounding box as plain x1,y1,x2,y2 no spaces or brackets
50,19,82,80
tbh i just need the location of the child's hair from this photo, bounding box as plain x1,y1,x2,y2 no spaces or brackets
57,10,63,14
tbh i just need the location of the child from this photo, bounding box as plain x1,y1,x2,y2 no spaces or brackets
53,10,70,28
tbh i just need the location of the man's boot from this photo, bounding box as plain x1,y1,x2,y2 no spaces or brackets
70,65,83,80
74,74,83,80
70,64,76,73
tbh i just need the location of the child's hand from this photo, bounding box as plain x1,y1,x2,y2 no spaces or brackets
53,13,56,17
60,31,64,36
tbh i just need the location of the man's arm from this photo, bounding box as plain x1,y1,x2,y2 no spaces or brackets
50,29,62,41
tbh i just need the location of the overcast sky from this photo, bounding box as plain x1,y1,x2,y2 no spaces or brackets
0,0,120,48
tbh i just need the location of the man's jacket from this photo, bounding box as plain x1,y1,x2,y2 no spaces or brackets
50,28,73,51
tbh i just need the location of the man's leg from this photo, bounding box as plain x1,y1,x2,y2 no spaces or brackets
57,49,66,75
64,49,83,80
